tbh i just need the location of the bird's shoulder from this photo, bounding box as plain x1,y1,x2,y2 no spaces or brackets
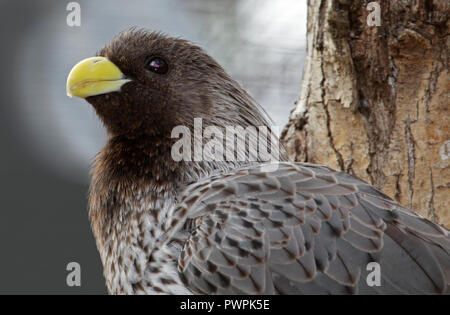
169,162,450,294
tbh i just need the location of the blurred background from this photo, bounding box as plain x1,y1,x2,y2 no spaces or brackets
0,0,306,294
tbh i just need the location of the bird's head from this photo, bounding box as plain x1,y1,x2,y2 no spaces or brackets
66,29,271,139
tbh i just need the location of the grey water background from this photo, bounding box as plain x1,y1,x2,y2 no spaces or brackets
0,0,306,293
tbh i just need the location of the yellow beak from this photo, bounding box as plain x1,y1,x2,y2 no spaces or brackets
66,56,131,98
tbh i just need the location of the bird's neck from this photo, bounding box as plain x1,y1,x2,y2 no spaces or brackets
88,134,235,293
88,129,280,293
86,136,175,293
89,135,183,245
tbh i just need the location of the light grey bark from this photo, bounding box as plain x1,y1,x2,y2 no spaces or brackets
281,0,449,227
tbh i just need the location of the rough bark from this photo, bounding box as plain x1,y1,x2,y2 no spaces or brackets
281,0,449,227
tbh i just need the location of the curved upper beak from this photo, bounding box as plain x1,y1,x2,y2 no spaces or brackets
66,56,131,98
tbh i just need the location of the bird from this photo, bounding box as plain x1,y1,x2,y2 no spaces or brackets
66,29,450,295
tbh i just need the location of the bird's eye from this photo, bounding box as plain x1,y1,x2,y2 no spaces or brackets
146,57,168,74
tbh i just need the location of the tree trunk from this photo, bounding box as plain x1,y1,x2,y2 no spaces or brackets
281,0,449,227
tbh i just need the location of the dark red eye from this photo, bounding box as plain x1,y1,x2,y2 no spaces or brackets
146,57,168,74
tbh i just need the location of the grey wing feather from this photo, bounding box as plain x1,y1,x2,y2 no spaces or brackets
174,162,450,294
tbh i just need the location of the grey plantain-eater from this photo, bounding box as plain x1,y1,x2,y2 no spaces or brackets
66,29,450,295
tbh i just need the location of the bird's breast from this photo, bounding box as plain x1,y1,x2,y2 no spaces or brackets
91,186,191,295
